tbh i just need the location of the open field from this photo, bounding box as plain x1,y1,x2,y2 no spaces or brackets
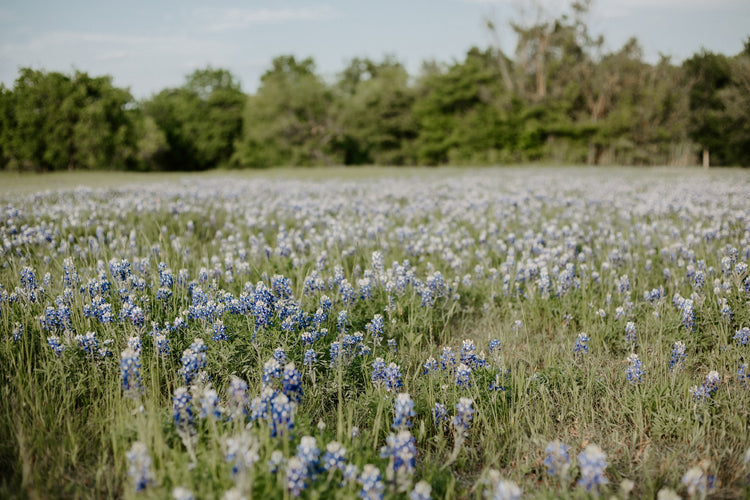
1,167,749,499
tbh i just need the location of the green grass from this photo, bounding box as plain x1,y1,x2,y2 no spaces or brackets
0,167,748,499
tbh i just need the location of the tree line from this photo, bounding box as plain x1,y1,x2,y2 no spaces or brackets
1,4,748,171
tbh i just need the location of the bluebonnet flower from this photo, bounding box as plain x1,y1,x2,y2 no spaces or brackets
577,444,608,493
127,335,142,353
440,346,456,371
432,403,449,430
158,262,173,288
693,270,706,290
312,308,327,330
366,314,384,341
392,393,416,430
227,376,249,419
385,363,403,392
212,320,227,341
420,287,434,308
733,327,749,346
460,340,488,369
173,387,194,431
358,464,385,500
423,356,438,374
337,310,350,334
322,441,346,472
452,398,474,436
296,435,320,471
19,266,39,291
673,294,695,331
484,470,521,500
119,300,145,327
285,457,308,498
224,432,259,478
200,388,222,419
263,358,283,385
380,430,417,478
75,331,99,356
301,331,315,346
179,338,207,386
624,322,637,345
625,354,644,384
739,363,749,390
273,347,287,365
126,441,154,492
544,440,571,479
47,335,65,356
120,347,143,397
303,349,316,368
329,341,341,368
574,333,590,356
252,298,272,332
267,449,285,474
156,287,172,302
488,339,501,356
669,341,686,371
410,480,432,500
283,363,303,403
342,332,364,355
456,363,472,389
154,332,169,357
388,338,397,353
692,370,721,401
682,462,715,498
269,392,295,437
12,322,22,341
372,358,386,384
719,298,732,322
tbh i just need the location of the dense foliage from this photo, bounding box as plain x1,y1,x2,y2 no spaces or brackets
0,3,749,170
1,168,749,499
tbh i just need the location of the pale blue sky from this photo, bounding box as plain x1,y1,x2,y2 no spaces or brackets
1,0,748,99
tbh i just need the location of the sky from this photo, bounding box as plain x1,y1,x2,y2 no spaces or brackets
1,0,748,99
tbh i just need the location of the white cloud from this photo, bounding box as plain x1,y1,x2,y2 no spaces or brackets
199,5,340,32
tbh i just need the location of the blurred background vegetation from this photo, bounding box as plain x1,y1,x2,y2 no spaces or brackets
1,1,748,171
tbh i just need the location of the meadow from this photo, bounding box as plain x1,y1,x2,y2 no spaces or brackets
0,167,748,499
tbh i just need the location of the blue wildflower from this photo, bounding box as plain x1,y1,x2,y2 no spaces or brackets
380,430,417,478
577,444,608,493
669,341,686,371
322,441,346,472
574,333,590,356
625,354,644,385
358,464,385,500
282,363,303,403
544,440,571,478
423,356,438,374
392,393,416,430
456,363,472,389
212,320,227,341
432,403,449,430
452,398,474,436
303,349,316,368
126,442,153,492
733,327,749,346
173,387,193,431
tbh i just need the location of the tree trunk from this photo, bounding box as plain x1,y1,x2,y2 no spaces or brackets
702,148,709,169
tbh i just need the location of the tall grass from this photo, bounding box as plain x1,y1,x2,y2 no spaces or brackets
0,167,748,499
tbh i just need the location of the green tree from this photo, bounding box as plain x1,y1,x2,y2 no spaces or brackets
335,57,417,165
683,50,733,166
143,67,245,170
232,56,338,167
1,68,137,171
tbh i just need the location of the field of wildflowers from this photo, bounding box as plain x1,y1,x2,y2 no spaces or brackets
0,167,749,499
